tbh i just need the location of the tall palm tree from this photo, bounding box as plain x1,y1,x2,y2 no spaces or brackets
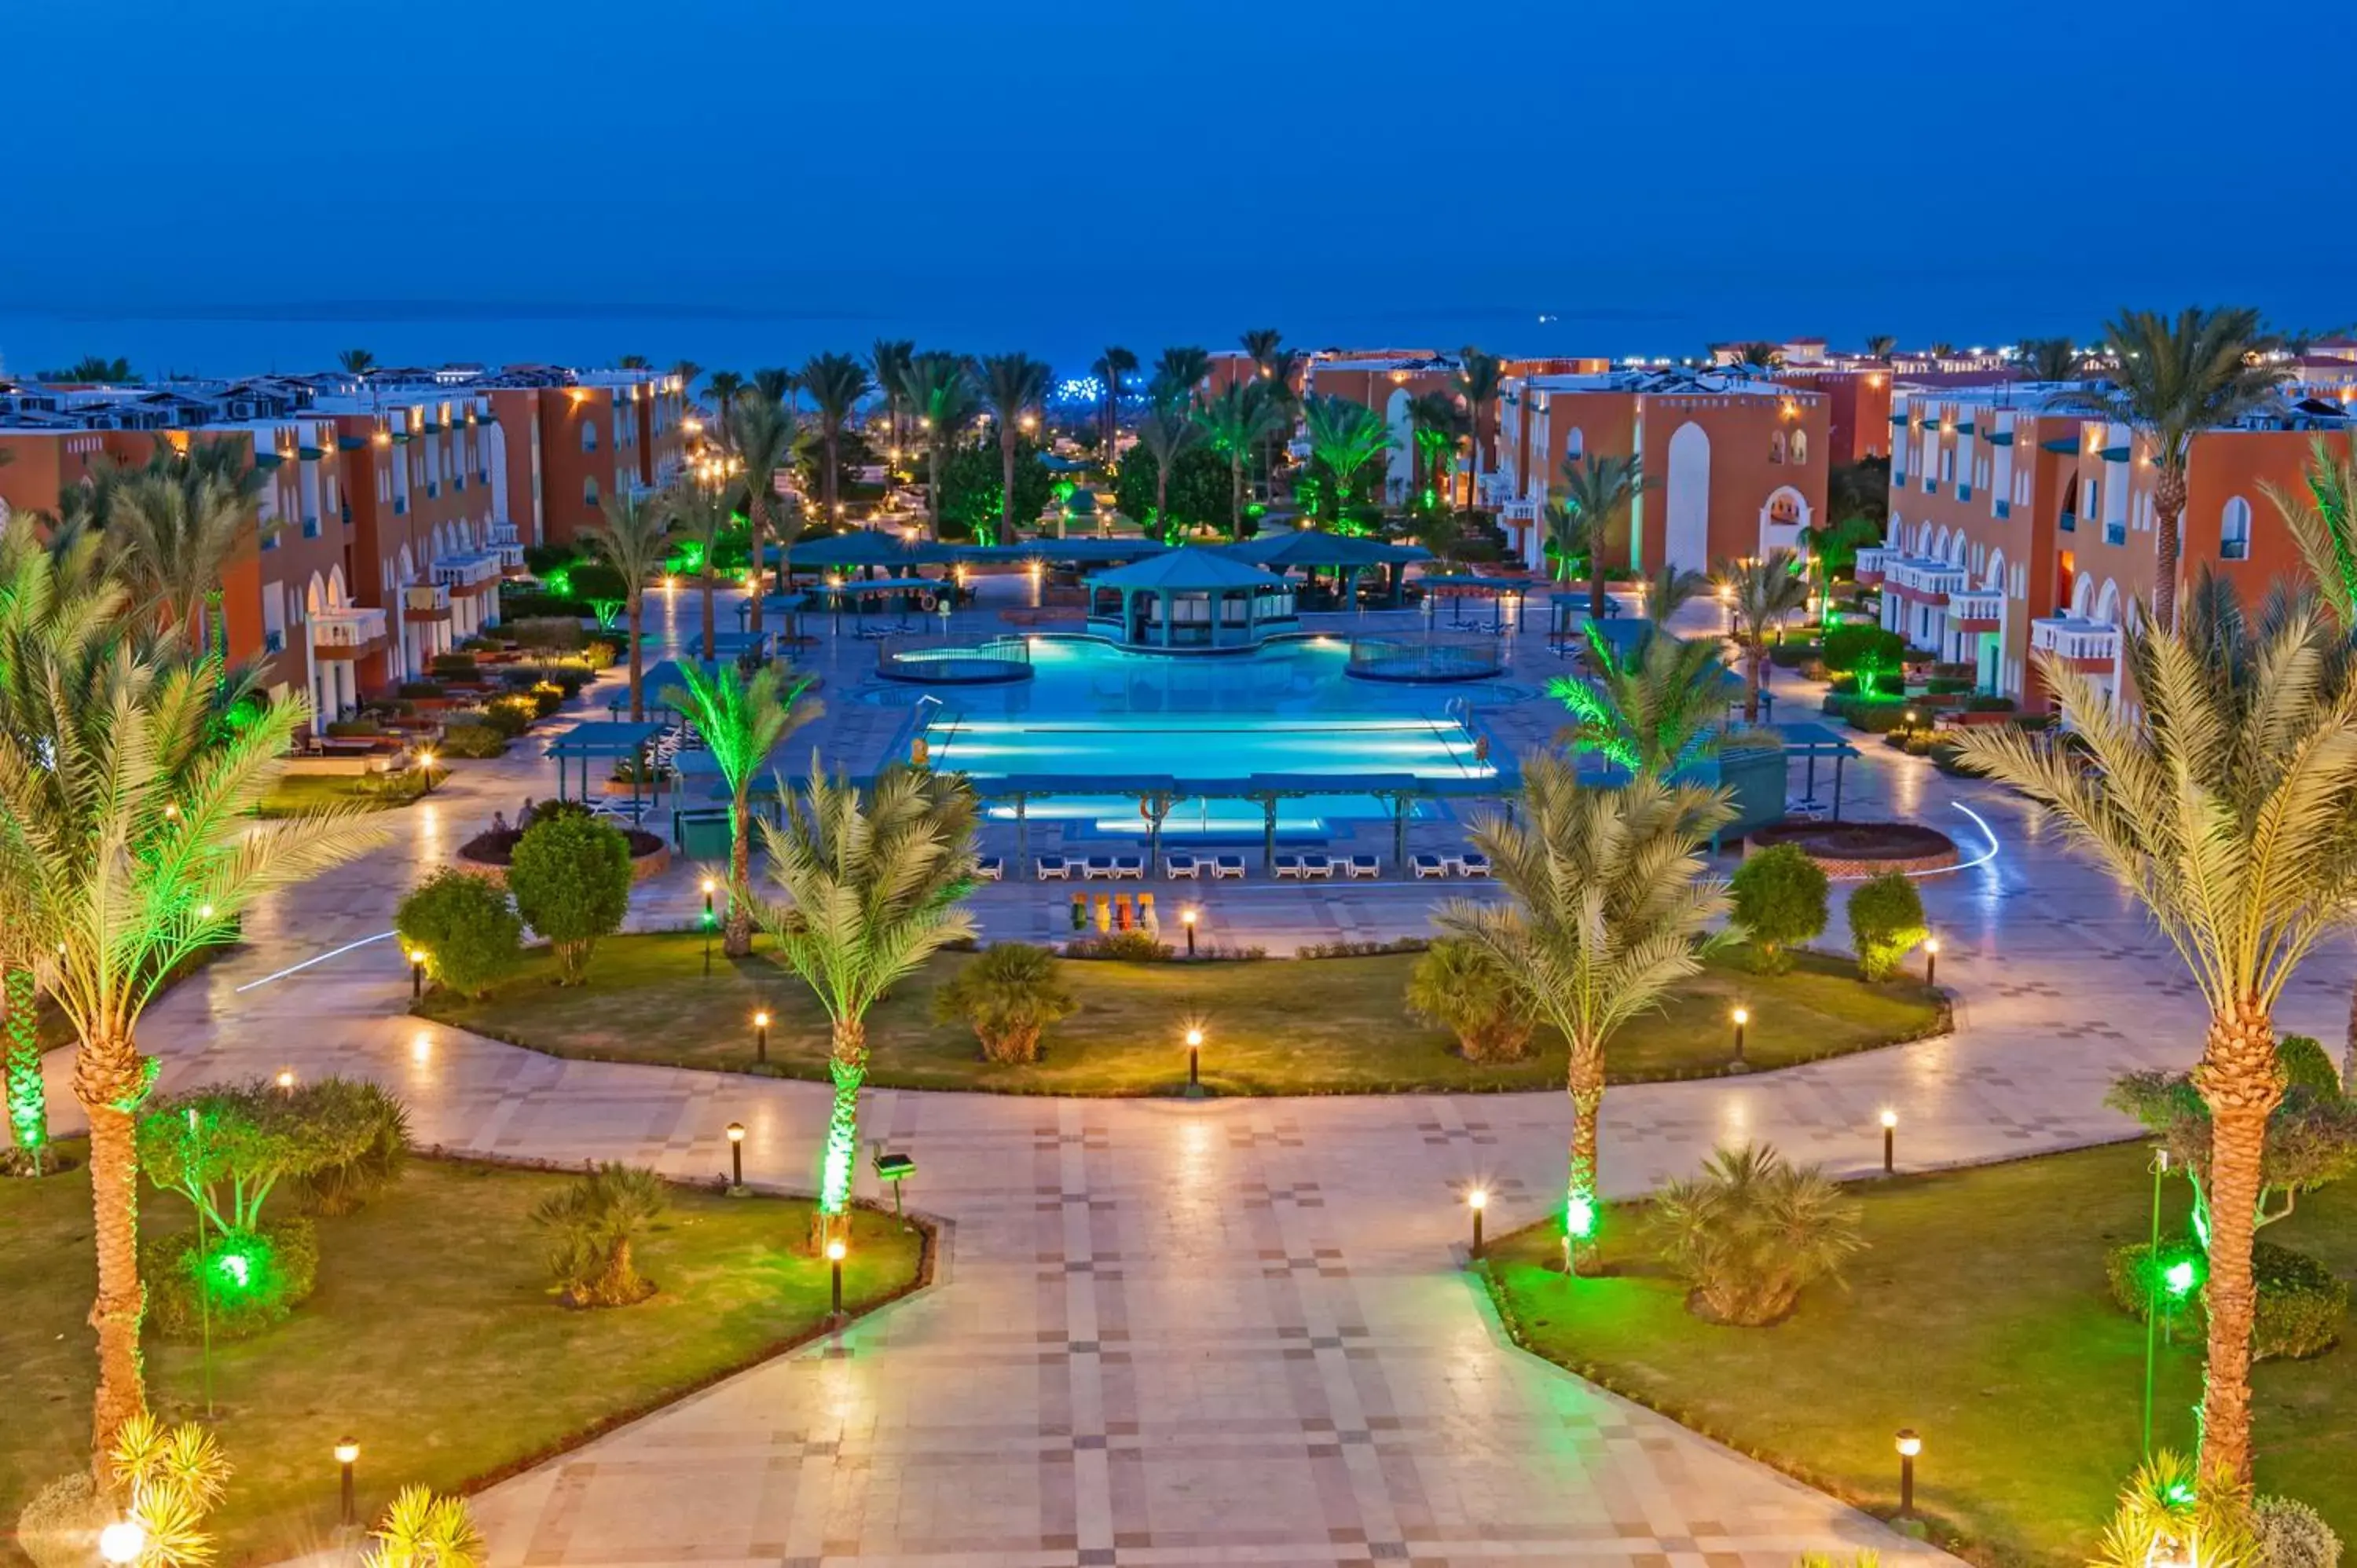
1150,346,1211,410
1405,391,1465,506
1253,348,1303,503
1092,346,1137,452
1452,348,1504,508
705,372,745,447
2060,308,2283,634
2017,337,2084,383
1549,621,1732,779
336,348,376,377
869,340,916,461
797,353,872,530
1240,328,1284,372
900,354,979,540
1439,759,1730,1271
757,762,978,1245
728,391,796,637
664,481,734,663
1300,395,1395,523
1862,335,1897,361
102,443,265,650
1193,383,1285,538
979,353,1053,546
1132,409,1208,537
618,354,651,370
0,639,379,1471
1948,611,2357,1491
1717,549,1810,721
669,359,702,406
1643,562,1712,625
664,662,819,958
1732,342,1784,371
585,488,673,721
1553,452,1649,620
753,367,794,408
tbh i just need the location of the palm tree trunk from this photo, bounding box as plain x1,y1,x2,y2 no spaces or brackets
1589,545,1608,621
626,597,645,721
1744,645,1765,723
700,567,717,664
4,967,46,1175
815,1017,868,1248
1001,430,1017,547
1156,471,1171,540
2154,467,2187,636
724,790,754,959
76,1036,148,1478
928,448,944,540
746,498,768,638
1567,1044,1604,1277
823,430,841,529
1230,452,1244,539
2344,980,2357,1095
2196,1002,2286,1489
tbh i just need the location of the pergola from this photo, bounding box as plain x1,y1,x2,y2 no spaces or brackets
1771,720,1862,820
1082,547,1297,650
1416,574,1537,632
543,720,668,822
1224,529,1428,608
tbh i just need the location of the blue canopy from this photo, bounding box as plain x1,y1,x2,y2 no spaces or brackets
1226,529,1429,570
783,529,958,568
1083,545,1288,593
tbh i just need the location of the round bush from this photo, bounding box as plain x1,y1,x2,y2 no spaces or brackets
2246,1243,2348,1361
142,1218,321,1340
2106,1237,2208,1322
1729,844,1829,973
1847,870,1926,981
2278,1035,2344,1101
438,722,510,760
508,811,633,984
2255,1495,2343,1568
397,867,523,998
1820,623,1906,687
16,1472,104,1568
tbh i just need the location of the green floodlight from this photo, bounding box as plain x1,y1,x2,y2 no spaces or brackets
1565,1193,1598,1241
2163,1257,2199,1298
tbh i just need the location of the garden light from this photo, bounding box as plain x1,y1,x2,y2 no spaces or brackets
1881,1108,1897,1174
827,1237,847,1317
416,751,437,792
753,1009,770,1064
1565,1192,1597,1246
99,1522,145,1566
1183,1025,1205,1097
1894,1429,1921,1519
275,1068,295,1092
1182,906,1197,957
335,1437,360,1526
1730,1006,1749,1063
1924,935,1940,986
409,947,428,1002
726,1122,746,1190
1468,1188,1488,1258
2163,1258,2198,1297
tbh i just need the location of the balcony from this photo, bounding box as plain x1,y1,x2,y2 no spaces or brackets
1852,546,1891,586
1884,556,1968,604
1501,499,1538,524
2031,616,2119,672
433,551,504,595
1947,588,2006,632
1994,499,2011,519
313,605,389,660
403,583,452,623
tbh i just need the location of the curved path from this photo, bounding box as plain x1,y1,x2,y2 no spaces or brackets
40,609,2352,1568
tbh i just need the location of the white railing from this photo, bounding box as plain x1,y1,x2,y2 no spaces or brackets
312,606,388,652
1501,499,1538,523
405,583,452,617
1853,546,1890,579
1948,588,2006,623
432,551,502,590
2031,616,2119,664
485,521,519,548
1886,557,1969,599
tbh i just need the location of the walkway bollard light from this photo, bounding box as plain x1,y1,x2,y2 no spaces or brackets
100,1522,145,1566
335,1437,360,1527
1923,935,1939,987
827,1238,847,1318
702,877,718,976
1468,1188,1488,1259
1182,906,1197,958
1881,1108,1898,1174
753,1009,770,1064
726,1122,746,1192
1183,1026,1205,1097
409,947,429,1002
416,751,437,793
1730,1006,1749,1064
276,1068,295,1093
1894,1428,1921,1519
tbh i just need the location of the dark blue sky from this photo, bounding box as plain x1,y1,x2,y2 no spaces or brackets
5,0,2350,379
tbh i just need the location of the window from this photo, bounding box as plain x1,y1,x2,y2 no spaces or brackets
1769,430,1787,464
1940,448,1955,482
581,422,599,452
1790,429,1807,465
584,476,599,507
2085,478,2100,525
2221,496,2253,561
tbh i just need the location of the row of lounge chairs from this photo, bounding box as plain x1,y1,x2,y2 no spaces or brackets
1034,855,1148,881
1020,850,1494,881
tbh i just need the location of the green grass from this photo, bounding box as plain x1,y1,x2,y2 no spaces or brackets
419,932,1945,1095
1,1145,927,1563
1485,1142,2357,1568
255,768,447,818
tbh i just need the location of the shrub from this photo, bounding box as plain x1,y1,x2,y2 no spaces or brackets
1299,936,1428,958
1847,871,1926,980
508,811,634,983
1063,929,1174,962
1729,845,1829,973
397,680,446,699
534,1163,668,1306
2255,1496,2342,1568
2106,1236,2209,1323
397,868,524,998
296,1079,412,1215
1924,676,1972,695
1404,937,1534,1062
526,680,566,717
483,696,537,736
429,654,478,678
932,943,1077,1064
2245,1243,2348,1360
1819,623,1906,694
1965,694,2017,713
438,722,509,760
2279,1035,2343,1101
365,1486,488,1568
1825,672,1858,694
16,1473,104,1568
1767,640,1820,669
143,1216,321,1339
1841,701,1915,735
509,616,586,650
324,718,383,738
581,639,618,672
1646,1142,1864,1325
2093,1451,2256,1568
523,543,580,577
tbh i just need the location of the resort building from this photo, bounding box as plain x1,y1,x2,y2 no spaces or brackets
1857,384,2356,709
1775,366,1894,463
1490,368,1831,578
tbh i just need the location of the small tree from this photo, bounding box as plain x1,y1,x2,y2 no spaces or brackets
138,1079,404,1238
932,943,1076,1064
1404,938,1536,1062
533,1162,669,1306
1647,1142,1864,1326
1728,845,1830,973
395,870,522,998
506,811,633,984
1846,871,1926,981
1820,623,1907,698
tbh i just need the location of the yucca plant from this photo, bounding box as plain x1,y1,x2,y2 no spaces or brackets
533,1162,669,1306
2090,1450,2259,1568
109,1413,230,1568
1647,1142,1864,1325
362,1486,486,1568
663,662,819,958
931,943,1076,1064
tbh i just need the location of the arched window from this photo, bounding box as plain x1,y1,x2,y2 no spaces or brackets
1769,430,1787,464
1790,429,1808,465
1564,427,1585,463
2221,496,2253,561
584,476,600,507
581,422,599,453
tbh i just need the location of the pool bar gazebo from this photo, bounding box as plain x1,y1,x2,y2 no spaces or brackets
1083,548,1299,651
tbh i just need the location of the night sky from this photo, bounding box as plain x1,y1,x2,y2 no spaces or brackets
5,0,2350,378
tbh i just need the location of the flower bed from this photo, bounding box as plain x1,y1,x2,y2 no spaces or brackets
1747,819,1959,878
457,824,670,886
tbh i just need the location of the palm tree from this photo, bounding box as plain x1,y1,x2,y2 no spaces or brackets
870,340,916,460
617,354,651,371
664,661,819,958
1405,390,1464,506
979,353,1053,546
102,442,265,650
533,1163,668,1305
1732,342,1784,371
1300,395,1395,523
1252,348,1303,502
585,488,673,721
1549,621,1732,778
705,372,746,446
1132,409,1208,537
1240,328,1284,372
2058,308,2284,633
1439,759,1730,1270
728,390,797,636
0,639,379,1471
1643,562,1712,625
1718,549,1810,720
1092,346,1137,452
797,353,872,531
1193,383,1286,537
663,482,734,664
753,367,794,408
1862,335,1897,361
336,348,376,377
900,354,979,540
757,762,978,1245
1453,348,1504,507
1150,346,1211,410
669,359,702,406
1948,610,2357,1490
1552,452,1649,620
2017,336,2084,383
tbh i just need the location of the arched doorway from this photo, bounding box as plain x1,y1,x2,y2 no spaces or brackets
1664,422,1710,573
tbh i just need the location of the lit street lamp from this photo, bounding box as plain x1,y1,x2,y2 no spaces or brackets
753,1009,770,1064
1182,907,1197,958
1923,935,1940,987
335,1437,360,1527
1183,1025,1205,1098
726,1121,746,1191
1881,1108,1897,1174
1468,1188,1488,1259
1894,1428,1921,1520
99,1522,145,1566
827,1237,847,1319
1730,1006,1749,1064
409,947,429,1002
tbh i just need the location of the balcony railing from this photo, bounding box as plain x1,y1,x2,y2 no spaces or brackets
432,551,503,592
2031,616,2119,667
1501,499,1538,523
1853,546,1891,582
1885,557,1968,601
313,605,389,658
404,583,453,622
1948,588,2006,626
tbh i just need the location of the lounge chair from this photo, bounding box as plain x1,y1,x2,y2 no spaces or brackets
1272,854,1304,879
1346,855,1381,879
1211,855,1246,879
1112,855,1145,879
1165,852,1201,879
1411,852,1447,879
1460,851,1493,878
1301,853,1336,879
975,856,1003,881
1083,855,1116,880
1035,855,1070,881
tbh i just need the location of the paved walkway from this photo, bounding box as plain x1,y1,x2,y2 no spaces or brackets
41,587,2353,1568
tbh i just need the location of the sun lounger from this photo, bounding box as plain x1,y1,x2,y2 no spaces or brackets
1301,853,1336,879
1165,852,1201,879
1083,855,1116,880
1346,855,1381,879
1211,855,1246,879
1112,855,1145,879
1035,855,1070,881
1460,852,1493,877
1272,854,1304,879
1411,852,1447,879
975,856,1003,881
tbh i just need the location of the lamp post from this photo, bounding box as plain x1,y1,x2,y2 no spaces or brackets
416,750,437,794
1893,1429,1920,1520
1923,935,1939,987
1468,1188,1488,1259
701,877,717,978
335,1437,360,1528
1730,1006,1749,1064
1182,907,1197,958
409,947,428,1002
1881,1108,1897,1174
726,1121,746,1192
276,1068,295,1093
753,1009,770,1064
827,1237,847,1320
1183,1025,1205,1098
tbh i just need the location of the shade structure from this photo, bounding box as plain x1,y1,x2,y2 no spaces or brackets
1080,547,1300,651
781,529,959,570
1224,529,1428,571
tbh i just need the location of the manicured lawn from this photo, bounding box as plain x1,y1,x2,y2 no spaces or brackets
419,932,1945,1094
2,1145,926,1562
1485,1142,2357,1568
255,768,447,818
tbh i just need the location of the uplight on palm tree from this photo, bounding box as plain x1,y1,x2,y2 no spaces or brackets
728,391,797,636
1552,452,1648,619
585,488,673,721
1548,621,1731,779
757,763,978,1244
663,661,819,958
980,353,1053,546
665,481,734,662
870,339,916,460
797,353,872,530
1300,395,1394,525
1439,759,1730,1270
1947,610,2357,1490
1405,391,1464,509
101,445,265,650
901,354,980,540
1132,410,1207,538
1717,549,1810,721
1193,383,1285,538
